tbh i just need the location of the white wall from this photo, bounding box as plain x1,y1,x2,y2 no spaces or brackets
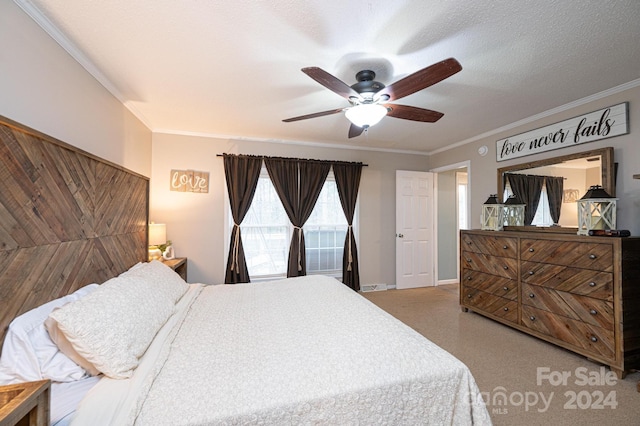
0,1,151,177
150,133,429,285
430,86,640,236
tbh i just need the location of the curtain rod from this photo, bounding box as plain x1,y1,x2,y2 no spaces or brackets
216,153,368,167
504,172,566,179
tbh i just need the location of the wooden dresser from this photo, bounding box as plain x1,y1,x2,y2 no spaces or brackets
460,229,640,378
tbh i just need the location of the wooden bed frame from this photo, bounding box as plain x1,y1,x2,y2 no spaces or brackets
0,116,149,349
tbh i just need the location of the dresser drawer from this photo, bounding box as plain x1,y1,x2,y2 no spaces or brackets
520,239,613,271
461,251,518,279
462,286,518,323
461,269,517,300
522,305,615,359
520,261,613,301
461,234,517,258
521,283,614,330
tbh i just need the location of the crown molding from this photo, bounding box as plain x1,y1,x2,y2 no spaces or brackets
16,0,639,158
429,78,640,155
14,0,154,129
153,128,431,156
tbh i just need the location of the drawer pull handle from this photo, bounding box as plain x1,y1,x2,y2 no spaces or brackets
503,266,509,270
503,286,509,291
468,294,473,298
529,293,535,298
530,316,536,321
589,282,596,287
590,336,598,343
528,271,534,275
503,245,508,249
467,276,472,281
590,309,597,315
589,254,597,260
503,307,509,311
466,258,472,263
529,248,534,252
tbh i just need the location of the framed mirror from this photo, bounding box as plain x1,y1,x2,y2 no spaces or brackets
497,147,615,230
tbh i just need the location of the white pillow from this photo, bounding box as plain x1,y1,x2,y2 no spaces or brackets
120,260,188,303
47,274,175,379
0,284,99,384
45,311,101,376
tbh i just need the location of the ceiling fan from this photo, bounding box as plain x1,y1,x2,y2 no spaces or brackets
282,57,462,138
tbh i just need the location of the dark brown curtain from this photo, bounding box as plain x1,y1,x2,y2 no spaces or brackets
506,173,545,225
264,158,330,277
545,176,564,225
223,154,262,283
333,163,362,291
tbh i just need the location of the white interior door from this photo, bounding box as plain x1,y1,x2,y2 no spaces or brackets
396,170,435,289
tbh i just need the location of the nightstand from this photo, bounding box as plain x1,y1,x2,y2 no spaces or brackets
162,257,187,281
0,380,50,426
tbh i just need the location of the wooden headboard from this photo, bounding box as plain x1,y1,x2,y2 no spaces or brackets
0,116,149,347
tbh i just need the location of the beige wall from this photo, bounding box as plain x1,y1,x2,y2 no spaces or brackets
150,133,428,285
0,1,152,177
436,169,458,281
430,86,640,236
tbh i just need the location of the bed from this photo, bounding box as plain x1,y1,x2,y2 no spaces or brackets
2,264,491,425
0,116,491,425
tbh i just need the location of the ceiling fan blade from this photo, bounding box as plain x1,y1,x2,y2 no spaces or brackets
385,104,444,122
348,123,365,138
302,67,363,102
376,58,462,102
282,107,346,122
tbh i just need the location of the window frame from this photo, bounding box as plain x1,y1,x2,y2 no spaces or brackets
223,166,358,281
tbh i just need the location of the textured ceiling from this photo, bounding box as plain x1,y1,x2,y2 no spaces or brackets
17,0,640,154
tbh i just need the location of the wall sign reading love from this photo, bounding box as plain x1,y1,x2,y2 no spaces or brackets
496,102,628,162
170,169,209,193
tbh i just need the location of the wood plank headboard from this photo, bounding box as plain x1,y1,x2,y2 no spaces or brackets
0,116,149,347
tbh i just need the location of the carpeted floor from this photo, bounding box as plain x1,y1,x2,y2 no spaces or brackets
362,284,640,426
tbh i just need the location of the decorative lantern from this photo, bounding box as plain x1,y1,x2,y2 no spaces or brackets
503,195,526,226
481,194,504,231
577,185,617,235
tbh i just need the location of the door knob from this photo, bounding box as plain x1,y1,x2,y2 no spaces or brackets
397,233,404,238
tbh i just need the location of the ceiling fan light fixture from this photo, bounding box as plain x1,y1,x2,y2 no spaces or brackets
345,104,388,128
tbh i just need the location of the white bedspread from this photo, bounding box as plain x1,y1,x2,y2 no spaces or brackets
72,276,491,425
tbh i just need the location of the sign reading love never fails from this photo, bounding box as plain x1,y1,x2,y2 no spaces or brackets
496,102,628,162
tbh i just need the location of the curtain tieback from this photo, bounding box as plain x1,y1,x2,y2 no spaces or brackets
346,224,353,271
293,226,303,271
230,223,241,272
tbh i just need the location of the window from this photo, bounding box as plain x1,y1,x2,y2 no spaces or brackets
234,169,351,279
304,179,348,274
456,171,468,230
530,184,553,226
503,181,554,227
240,174,290,278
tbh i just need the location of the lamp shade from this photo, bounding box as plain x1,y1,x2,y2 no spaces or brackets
345,104,388,128
149,223,167,246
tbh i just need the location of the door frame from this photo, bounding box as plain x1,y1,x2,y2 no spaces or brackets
430,160,471,286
